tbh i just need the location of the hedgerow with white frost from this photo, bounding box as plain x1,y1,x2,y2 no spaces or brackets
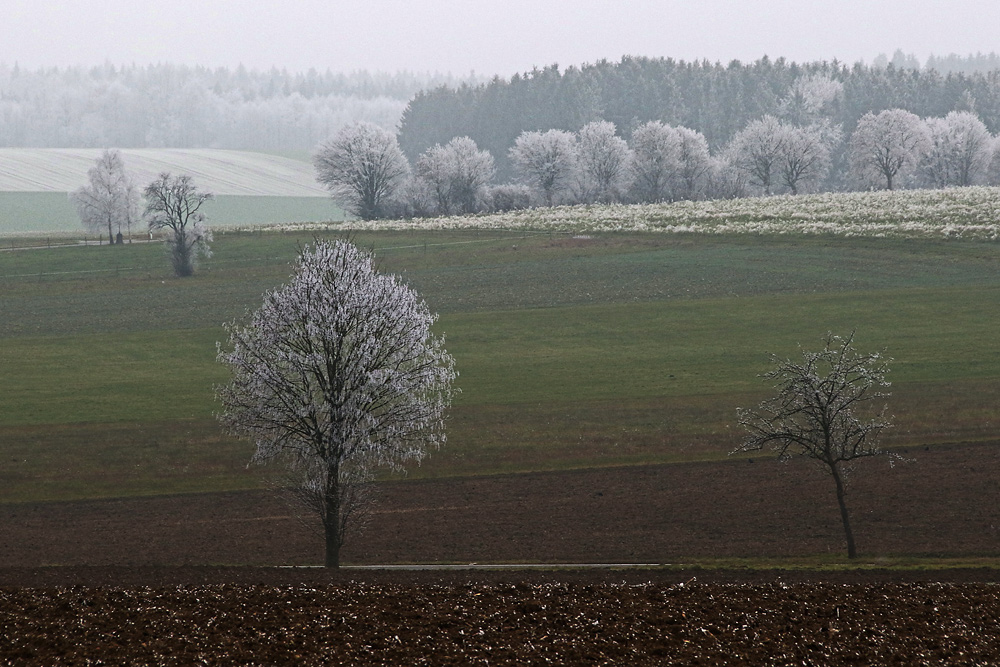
237,186,1000,240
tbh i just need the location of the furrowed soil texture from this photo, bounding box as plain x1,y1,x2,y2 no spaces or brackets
3,582,1000,665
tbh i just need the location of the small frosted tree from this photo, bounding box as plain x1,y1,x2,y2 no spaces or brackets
216,240,457,568
849,109,929,190
630,120,680,203
779,74,844,125
919,111,993,188
630,122,712,202
313,121,410,220
509,129,578,206
725,115,789,195
70,149,141,245
735,332,893,559
416,136,495,215
144,173,213,277
778,124,832,195
673,126,714,200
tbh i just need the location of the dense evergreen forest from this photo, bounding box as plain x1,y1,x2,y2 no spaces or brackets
0,63,479,151
398,56,1000,180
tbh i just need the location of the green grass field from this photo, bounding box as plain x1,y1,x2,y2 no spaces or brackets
0,192,344,236
2,228,999,502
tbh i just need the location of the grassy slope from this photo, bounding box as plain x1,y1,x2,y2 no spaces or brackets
0,192,345,235
2,230,999,501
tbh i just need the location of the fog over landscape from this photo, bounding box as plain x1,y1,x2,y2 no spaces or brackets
7,3,1000,665
4,0,999,75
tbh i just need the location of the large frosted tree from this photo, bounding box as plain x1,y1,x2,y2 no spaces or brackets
70,149,141,245
849,109,929,190
216,240,457,568
313,121,410,220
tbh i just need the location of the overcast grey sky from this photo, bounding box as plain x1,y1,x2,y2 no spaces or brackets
4,0,999,75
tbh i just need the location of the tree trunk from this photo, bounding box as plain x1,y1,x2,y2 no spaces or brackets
324,519,341,568
831,465,857,559
324,461,342,568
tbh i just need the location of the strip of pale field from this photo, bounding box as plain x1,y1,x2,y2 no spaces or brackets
1,231,999,502
0,192,344,236
0,148,326,196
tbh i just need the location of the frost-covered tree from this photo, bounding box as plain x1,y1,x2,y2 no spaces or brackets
673,126,714,200
216,240,457,568
988,137,1000,186
509,129,578,206
69,149,141,245
778,124,832,195
144,173,213,277
735,332,893,559
629,121,680,203
779,74,844,125
919,111,993,187
574,121,632,203
416,136,495,215
849,109,930,190
725,115,789,195
313,121,410,220
630,122,712,202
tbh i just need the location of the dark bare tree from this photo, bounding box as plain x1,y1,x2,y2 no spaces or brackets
144,173,213,277
734,332,893,559
216,240,457,568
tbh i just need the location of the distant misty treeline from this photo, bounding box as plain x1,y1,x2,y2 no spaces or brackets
0,63,479,151
398,55,1000,182
876,50,1000,75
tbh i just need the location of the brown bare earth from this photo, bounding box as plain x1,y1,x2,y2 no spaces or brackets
3,442,999,570
3,443,1000,664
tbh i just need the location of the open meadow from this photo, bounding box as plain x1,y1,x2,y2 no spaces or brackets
1,200,999,551
4,190,1000,664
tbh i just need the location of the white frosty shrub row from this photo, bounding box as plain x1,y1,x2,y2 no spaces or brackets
234,186,1000,240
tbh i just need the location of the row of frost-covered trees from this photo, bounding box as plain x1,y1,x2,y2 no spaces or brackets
315,106,1000,219
397,56,1000,182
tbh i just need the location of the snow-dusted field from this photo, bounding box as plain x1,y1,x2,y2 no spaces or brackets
0,148,326,197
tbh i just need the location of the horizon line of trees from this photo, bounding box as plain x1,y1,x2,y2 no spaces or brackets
3,54,1000,157
397,56,1000,182
316,105,1000,220
0,63,481,151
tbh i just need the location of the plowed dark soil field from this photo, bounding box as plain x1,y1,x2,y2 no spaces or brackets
4,581,1000,665
3,443,1000,664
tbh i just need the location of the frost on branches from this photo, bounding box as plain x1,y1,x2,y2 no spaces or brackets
216,240,457,567
735,332,894,559
70,149,142,245
144,173,213,277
